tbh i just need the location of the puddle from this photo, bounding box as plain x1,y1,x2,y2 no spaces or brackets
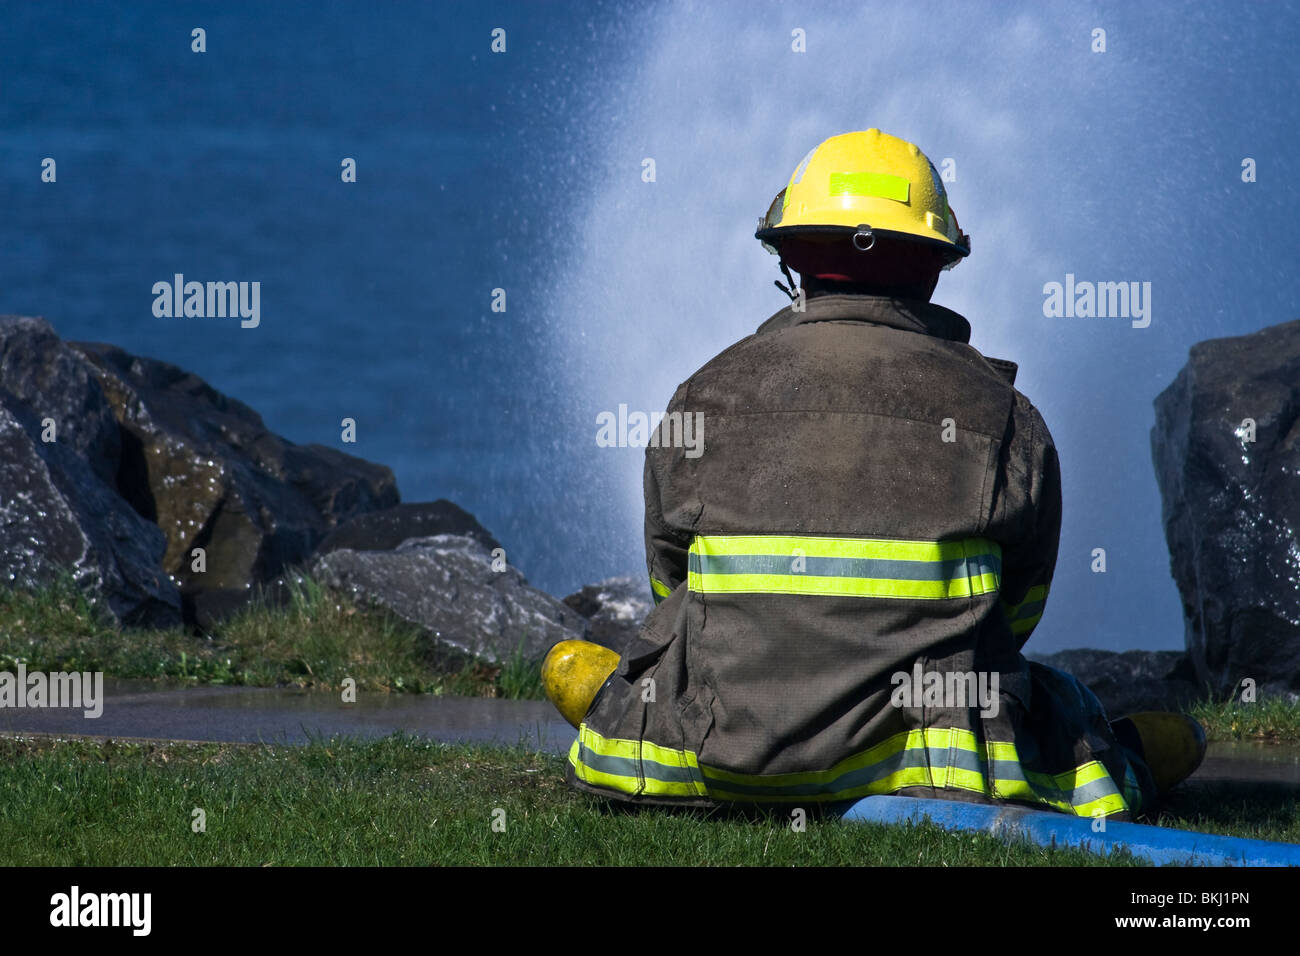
2,680,1297,785
1191,741,1300,786
0,679,577,754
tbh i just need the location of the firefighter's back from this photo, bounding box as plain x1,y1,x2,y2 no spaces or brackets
648,294,1020,785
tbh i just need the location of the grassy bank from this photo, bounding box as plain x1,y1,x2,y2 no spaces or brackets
3,576,1299,742
1,733,1294,866
0,734,1131,866
0,573,543,700
1188,696,1300,743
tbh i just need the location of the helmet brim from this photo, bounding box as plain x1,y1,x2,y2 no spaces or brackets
755,224,970,263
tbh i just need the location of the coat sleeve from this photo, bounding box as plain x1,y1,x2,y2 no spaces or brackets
643,388,694,605
645,461,689,604
999,403,1062,648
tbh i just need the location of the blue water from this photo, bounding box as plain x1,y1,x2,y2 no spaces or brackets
3,1,1299,653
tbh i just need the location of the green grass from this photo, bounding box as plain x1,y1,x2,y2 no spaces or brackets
5,573,1300,736
2,572,1297,865
1153,780,1300,847
0,572,543,700
1188,694,1300,742
2,733,1293,867
0,734,1174,866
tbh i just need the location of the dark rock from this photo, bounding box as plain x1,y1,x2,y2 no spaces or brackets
1151,318,1300,697
310,534,588,663
1027,649,1203,716
67,340,400,601
0,315,406,628
316,500,501,555
562,575,654,657
0,399,180,627
0,316,121,487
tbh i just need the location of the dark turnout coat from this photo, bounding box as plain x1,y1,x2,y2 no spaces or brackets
566,293,1156,817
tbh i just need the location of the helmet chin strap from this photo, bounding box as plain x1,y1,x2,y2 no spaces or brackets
774,258,800,302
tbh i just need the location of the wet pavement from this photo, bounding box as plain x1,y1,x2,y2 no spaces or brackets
0,681,1298,789
0,680,577,754
1191,740,1300,786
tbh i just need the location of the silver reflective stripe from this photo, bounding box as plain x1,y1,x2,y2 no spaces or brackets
689,552,1003,581
575,739,705,788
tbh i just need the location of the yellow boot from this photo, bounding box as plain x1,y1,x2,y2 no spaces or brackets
1111,712,1207,795
542,640,621,728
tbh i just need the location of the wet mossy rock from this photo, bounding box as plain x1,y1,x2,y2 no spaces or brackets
1151,317,1300,698
311,534,589,664
0,315,398,625
66,339,399,598
0,401,180,627
0,316,179,626
317,500,502,555
1026,650,1201,716
0,316,122,485
562,576,654,658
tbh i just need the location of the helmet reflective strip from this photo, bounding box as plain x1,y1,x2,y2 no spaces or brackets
828,171,910,203
790,147,817,185
783,147,819,211
928,159,947,202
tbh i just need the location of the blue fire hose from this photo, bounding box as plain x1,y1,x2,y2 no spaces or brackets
842,795,1300,866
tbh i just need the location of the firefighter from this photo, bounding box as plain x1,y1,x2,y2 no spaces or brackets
544,129,1205,817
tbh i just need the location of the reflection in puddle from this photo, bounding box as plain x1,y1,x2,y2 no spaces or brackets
0,680,577,754
5,682,1300,784
1193,741,1300,785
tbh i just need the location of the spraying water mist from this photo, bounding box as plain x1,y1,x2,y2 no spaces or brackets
540,1,1298,652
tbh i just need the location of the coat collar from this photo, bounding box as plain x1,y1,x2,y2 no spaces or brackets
756,294,973,345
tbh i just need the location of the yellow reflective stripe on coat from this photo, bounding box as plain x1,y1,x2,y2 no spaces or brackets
570,725,709,798
1001,584,1048,635
650,576,673,604
571,724,1132,816
687,535,1002,600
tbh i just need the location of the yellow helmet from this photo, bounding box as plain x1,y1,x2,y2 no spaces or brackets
756,129,970,267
